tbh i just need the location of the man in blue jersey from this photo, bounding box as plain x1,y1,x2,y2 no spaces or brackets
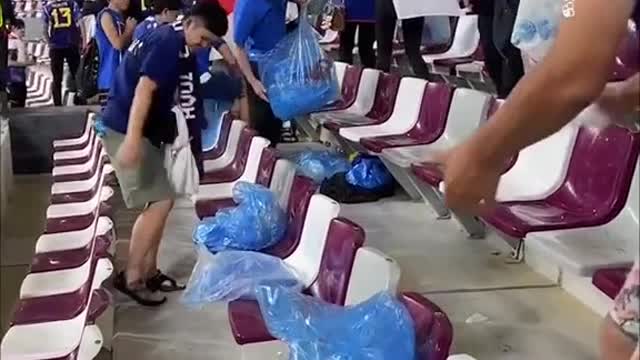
43,0,83,106
100,1,228,306
133,0,182,40
233,0,305,146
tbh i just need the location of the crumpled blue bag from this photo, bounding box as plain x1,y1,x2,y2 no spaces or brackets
256,286,417,360
346,155,394,190
182,249,302,307
193,182,287,252
294,150,351,183
259,11,340,120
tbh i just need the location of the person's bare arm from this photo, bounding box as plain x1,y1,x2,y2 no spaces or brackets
117,77,157,167
600,315,637,360
235,46,268,101
100,12,136,50
464,0,635,164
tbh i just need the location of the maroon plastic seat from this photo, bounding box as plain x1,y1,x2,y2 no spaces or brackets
359,83,454,153
324,73,401,132
53,145,107,183
320,65,363,112
30,232,113,273
45,202,112,234
195,147,278,219
610,24,639,81
483,126,640,238
401,292,454,360
592,267,631,300
202,114,233,161
49,175,108,204
53,131,98,168
228,217,366,345
200,128,257,184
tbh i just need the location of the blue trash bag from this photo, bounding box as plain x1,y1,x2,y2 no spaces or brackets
193,182,287,252
346,155,394,190
294,150,351,183
256,286,417,360
182,249,303,307
259,10,340,120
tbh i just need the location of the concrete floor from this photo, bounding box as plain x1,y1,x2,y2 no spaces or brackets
0,168,603,360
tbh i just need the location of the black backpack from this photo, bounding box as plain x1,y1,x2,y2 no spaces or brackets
76,37,100,100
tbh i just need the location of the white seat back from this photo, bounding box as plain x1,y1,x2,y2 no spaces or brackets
438,89,493,147
348,69,380,115
268,159,297,210
496,122,579,202
203,120,247,172
424,15,480,62
285,195,340,287
344,247,401,305
368,77,427,134
334,62,348,90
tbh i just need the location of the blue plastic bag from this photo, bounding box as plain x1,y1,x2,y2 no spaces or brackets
193,182,287,252
346,155,394,190
259,11,340,120
294,150,351,183
256,286,417,360
182,249,302,307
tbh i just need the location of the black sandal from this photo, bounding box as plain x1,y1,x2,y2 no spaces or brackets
114,272,167,307
146,270,186,293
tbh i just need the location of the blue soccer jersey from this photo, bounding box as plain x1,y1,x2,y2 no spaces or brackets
43,0,81,48
133,16,159,41
102,22,204,146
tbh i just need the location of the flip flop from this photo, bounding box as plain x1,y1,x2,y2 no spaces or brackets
114,272,167,307
146,270,186,293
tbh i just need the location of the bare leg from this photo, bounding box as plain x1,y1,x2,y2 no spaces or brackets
126,199,174,287
142,203,172,279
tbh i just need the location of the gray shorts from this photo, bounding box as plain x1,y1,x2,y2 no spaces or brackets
102,128,175,209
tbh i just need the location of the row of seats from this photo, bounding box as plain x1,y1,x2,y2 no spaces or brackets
1,113,114,359
308,60,639,308
194,116,471,359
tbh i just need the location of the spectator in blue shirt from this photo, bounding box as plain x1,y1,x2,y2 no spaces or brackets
43,0,83,105
233,0,305,145
133,0,183,41
101,2,228,306
339,0,375,68
95,0,137,93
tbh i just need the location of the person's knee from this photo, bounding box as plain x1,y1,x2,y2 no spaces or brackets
144,199,175,217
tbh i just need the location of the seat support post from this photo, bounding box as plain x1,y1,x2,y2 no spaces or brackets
451,211,486,239
411,176,451,219
380,158,422,201
296,116,321,142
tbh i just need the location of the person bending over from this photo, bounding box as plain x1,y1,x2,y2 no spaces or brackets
100,1,228,306
95,0,137,94
133,0,183,41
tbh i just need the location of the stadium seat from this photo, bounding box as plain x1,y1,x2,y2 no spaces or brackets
610,20,639,81
322,64,364,113
323,72,402,131
401,292,454,360
53,112,95,152
53,130,98,166
52,143,107,183
311,68,380,123
203,119,248,173
339,77,428,145
358,83,454,153
592,267,631,299
423,15,480,66
484,125,640,239
525,160,639,276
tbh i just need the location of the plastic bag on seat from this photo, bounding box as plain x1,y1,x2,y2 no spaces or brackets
259,10,340,120
182,249,302,306
293,150,350,183
193,182,287,252
256,286,417,360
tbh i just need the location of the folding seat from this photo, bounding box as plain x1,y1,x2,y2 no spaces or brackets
202,114,241,164
610,20,639,81
311,68,380,124
338,78,429,149
53,130,99,167
381,92,495,210
52,141,107,183
358,83,454,153
1,258,113,360
422,15,480,67
53,112,95,152
203,120,249,173
322,72,401,131
195,134,273,214
525,160,639,276
401,292,454,360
